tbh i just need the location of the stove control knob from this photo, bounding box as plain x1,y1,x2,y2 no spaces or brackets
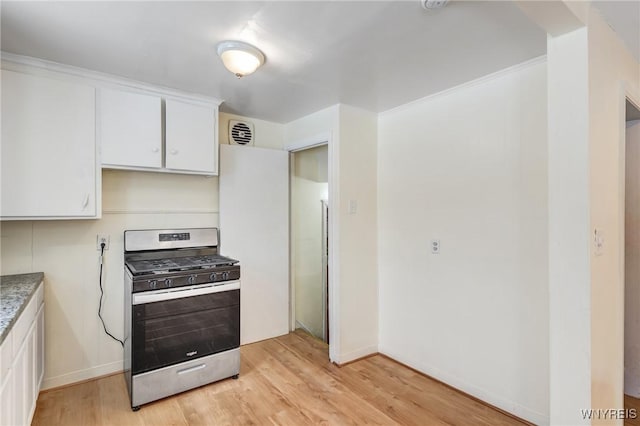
149,280,157,289
222,272,229,280
187,275,196,285
209,273,217,281
165,278,173,287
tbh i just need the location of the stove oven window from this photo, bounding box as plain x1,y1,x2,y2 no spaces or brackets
132,289,240,374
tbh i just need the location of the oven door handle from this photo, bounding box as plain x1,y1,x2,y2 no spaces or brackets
177,364,207,375
132,280,240,304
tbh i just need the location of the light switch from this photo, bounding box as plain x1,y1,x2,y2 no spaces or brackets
348,200,358,215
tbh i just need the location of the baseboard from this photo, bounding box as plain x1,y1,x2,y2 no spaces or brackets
295,320,313,335
334,345,378,365
41,360,123,391
378,347,548,425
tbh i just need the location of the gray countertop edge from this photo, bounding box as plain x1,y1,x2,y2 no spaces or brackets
0,272,44,346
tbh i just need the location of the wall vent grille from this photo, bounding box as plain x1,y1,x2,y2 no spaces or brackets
229,120,254,146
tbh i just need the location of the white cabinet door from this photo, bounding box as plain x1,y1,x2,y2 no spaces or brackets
0,330,13,426
0,290,44,426
0,370,13,426
165,99,217,174
24,327,35,424
1,70,97,218
35,304,45,391
12,340,26,426
0,329,12,381
99,87,162,169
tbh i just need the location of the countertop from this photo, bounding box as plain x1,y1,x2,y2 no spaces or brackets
0,272,44,345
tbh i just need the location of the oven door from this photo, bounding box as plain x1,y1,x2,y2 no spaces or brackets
131,281,240,375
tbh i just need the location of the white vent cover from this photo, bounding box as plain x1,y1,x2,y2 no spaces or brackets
229,120,255,146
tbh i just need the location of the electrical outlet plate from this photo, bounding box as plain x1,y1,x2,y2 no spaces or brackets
97,234,110,251
431,239,440,254
348,200,358,215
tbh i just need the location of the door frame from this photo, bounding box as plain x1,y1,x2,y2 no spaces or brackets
287,131,339,360
620,86,640,400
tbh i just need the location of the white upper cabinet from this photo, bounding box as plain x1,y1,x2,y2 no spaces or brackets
99,87,162,169
99,90,218,176
165,99,217,174
1,70,98,219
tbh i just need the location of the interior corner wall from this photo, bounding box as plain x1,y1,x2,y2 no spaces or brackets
377,60,548,424
336,105,378,362
547,27,592,425
587,7,640,414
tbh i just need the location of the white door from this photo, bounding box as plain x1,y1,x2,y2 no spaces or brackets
219,144,289,344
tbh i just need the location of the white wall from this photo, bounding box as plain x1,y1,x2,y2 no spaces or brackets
336,105,378,361
284,106,337,147
0,114,284,389
292,145,328,338
625,120,640,397
587,7,640,415
521,3,640,421
219,145,290,345
547,27,592,424
377,59,548,424
284,104,378,363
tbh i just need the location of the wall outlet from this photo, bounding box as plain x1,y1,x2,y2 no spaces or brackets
97,234,110,251
431,239,440,254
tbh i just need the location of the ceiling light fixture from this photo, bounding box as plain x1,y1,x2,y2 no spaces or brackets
217,40,265,78
422,0,449,9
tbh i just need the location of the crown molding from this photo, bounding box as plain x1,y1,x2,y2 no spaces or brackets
1,51,223,107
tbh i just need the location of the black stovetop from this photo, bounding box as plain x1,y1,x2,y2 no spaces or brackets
125,250,239,276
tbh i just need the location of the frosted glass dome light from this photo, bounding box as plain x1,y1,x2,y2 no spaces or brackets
217,40,265,78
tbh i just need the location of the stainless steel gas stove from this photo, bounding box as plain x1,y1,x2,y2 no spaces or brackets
123,228,240,410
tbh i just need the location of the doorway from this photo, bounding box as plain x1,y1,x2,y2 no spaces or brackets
290,144,329,343
624,99,640,413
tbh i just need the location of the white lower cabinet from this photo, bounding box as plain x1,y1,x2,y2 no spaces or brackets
0,285,44,426
0,367,13,426
35,305,45,391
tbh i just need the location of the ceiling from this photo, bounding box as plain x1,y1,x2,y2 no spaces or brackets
0,1,548,123
592,1,640,63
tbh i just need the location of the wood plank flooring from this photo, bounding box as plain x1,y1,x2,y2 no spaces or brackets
626,395,640,426
32,330,527,425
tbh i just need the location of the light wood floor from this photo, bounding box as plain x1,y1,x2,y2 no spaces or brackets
33,330,527,425
626,395,640,426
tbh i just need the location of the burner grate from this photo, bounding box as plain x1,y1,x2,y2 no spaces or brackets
126,254,238,275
